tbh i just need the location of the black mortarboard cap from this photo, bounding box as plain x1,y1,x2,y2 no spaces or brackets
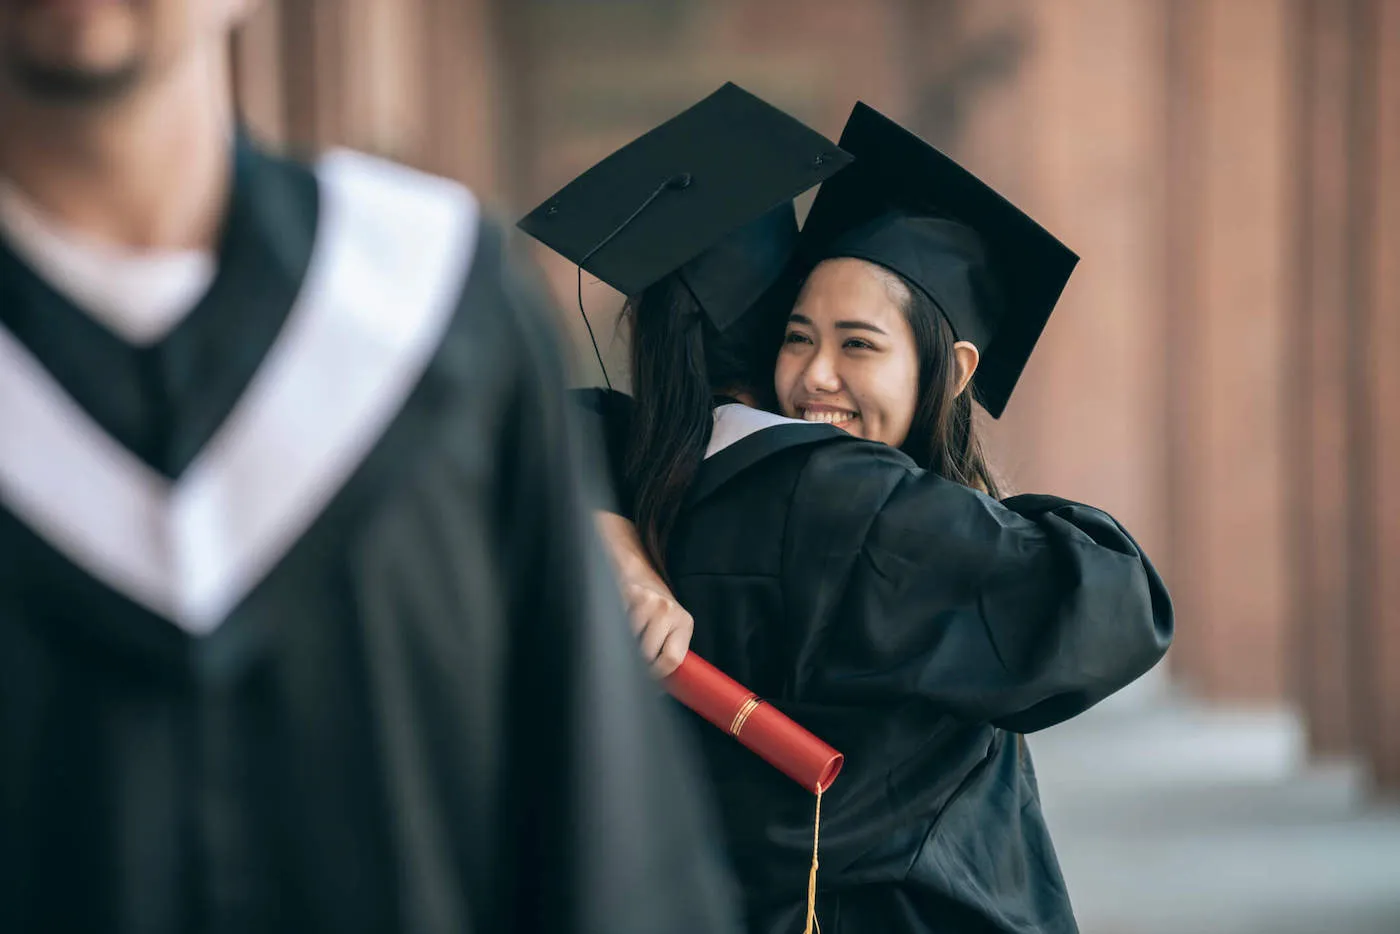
518,82,852,335
799,102,1079,418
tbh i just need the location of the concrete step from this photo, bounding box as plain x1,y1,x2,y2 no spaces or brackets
1024,687,1400,934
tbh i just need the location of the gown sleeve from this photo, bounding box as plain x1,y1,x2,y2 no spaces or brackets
781,438,1173,733
349,223,740,934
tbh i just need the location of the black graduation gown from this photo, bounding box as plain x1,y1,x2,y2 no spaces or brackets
573,391,1173,934
0,143,740,934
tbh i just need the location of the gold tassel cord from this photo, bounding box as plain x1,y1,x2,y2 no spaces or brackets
725,693,825,932
804,784,823,934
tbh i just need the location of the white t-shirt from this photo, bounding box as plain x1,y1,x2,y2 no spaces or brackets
0,180,215,345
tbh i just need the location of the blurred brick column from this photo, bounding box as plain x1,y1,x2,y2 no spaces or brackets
227,2,350,152
230,0,510,197
419,0,509,198
338,0,428,164
275,0,351,152
937,1,1037,484
1013,0,1171,568
1162,0,1298,702
1159,0,1207,688
718,0,915,137
230,0,287,144
943,3,1172,609
1358,0,1400,794
1290,0,1365,757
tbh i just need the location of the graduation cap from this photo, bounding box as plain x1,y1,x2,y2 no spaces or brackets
799,102,1079,418
518,82,852,387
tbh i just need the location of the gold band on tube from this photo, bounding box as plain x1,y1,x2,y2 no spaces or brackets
730,696,764,737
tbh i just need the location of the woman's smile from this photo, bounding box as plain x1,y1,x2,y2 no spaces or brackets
796,402,860,427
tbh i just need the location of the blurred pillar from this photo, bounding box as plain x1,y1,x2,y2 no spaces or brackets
1358,0,1400,794
1290,0,1364,758
1163,0,1298,702
276,0,350,151
947,1,1037,482
1159,0,1205,689
230,0,287,144
1006,0,1171,574
914,0,1173,635
419,0,510,199
229,0,511,197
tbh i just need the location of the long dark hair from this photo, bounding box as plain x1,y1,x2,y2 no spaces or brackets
624,274,787,571
894,274,1002,498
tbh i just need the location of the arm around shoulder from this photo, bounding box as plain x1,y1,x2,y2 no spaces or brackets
782,439,1173,732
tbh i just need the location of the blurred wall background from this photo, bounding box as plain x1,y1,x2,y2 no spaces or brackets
230,0,1400,798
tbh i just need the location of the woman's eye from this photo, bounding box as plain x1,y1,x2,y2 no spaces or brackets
784,331,812,345
843,338,876,351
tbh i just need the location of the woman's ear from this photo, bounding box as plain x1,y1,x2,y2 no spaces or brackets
952,341,980,397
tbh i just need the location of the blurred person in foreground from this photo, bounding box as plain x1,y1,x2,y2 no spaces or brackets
0,2,740,932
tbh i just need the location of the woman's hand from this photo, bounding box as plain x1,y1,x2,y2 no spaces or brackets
622,580,693,677
595,512,694,677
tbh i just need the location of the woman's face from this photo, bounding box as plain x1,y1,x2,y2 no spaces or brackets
774,258,921,448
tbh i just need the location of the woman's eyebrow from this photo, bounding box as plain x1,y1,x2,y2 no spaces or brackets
835,320,887,335
787,313,887,336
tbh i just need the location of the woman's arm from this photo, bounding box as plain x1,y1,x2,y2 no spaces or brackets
782,440,1173,730
595,511,694,677
568,389,692,676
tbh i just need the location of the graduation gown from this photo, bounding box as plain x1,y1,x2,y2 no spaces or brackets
574,391,1173,934
0,143,741,934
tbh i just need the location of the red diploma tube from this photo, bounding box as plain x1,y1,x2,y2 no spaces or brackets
664,653,844,793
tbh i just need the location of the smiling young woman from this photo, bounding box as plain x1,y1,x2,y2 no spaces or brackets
774,255,997,494
777,257,922,442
